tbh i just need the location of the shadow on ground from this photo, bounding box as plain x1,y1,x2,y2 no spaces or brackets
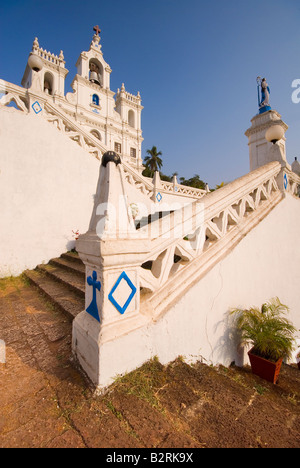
0,276,299,448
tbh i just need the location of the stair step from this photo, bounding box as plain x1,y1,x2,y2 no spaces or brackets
24,269,85,321
49,257,85,277
61,251,83,265
36,263,85,298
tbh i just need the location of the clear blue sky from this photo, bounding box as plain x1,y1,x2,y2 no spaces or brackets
1,0,299,187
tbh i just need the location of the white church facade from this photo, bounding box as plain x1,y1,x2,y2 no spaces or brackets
21,27,144,171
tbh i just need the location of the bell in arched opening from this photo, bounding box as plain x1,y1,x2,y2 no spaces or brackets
43,72,54,95
89,61,101,86
44,80,51,95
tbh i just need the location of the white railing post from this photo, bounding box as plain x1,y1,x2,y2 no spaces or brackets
72,151,150,391
276,166,300,197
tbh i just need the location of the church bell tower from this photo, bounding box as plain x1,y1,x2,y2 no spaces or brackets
20,26,144,171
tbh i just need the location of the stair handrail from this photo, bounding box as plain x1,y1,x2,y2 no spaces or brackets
138,161,284,318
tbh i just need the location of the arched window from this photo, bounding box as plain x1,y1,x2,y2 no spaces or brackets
89,59,103,87
92,94,100,106
128,110,135,128
44,72,54,95
91,129,101,140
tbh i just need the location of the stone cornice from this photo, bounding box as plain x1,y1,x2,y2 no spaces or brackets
74,74,115,96
245,110,288,137
245,119,288,137
39,59,69,76
116,96,143,110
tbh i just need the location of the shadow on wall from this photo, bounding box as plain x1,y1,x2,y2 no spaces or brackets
66,240,76,252
213,310,245,368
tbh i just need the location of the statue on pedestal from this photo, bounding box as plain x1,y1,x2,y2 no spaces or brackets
260,78,270,107
257,76,271,114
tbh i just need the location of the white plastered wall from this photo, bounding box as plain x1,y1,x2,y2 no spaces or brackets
153,193,300,367
0,107,100,277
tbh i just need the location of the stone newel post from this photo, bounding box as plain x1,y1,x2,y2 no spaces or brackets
245,109,290,172
72,151,150,391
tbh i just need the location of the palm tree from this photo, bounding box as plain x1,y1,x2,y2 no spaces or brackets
143,146,163,175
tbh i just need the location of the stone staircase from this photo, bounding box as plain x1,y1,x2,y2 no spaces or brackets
24,252,85,321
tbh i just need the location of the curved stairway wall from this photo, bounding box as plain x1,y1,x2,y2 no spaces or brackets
94,192,300,388
152,192,300,367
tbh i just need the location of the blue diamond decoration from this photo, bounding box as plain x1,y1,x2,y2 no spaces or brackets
284,173,288,190
156,192,162,202
32,101,42,114
108,271,137,315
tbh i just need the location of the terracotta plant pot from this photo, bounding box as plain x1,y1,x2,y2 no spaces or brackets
248,348,283,384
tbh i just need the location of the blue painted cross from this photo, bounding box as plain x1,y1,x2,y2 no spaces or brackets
86,270,101,322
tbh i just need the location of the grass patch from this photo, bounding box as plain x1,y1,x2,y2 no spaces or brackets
104,399,140,441
112,357,167,411
0,274,28,292
105,400,123,421
253,384,268,396
286,393,298,406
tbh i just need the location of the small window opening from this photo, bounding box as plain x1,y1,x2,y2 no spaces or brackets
92,94,100,106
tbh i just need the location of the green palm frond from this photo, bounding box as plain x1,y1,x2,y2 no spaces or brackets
230,297,297,362
144,146,163,173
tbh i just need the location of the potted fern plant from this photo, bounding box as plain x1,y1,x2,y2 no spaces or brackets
231,297,297,384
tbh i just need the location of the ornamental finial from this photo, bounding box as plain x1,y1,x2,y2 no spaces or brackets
32,37,39,52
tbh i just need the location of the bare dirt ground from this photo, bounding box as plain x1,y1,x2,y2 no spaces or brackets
0,276,299,449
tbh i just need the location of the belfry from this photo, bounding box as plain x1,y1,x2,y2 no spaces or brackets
21,26,144,171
